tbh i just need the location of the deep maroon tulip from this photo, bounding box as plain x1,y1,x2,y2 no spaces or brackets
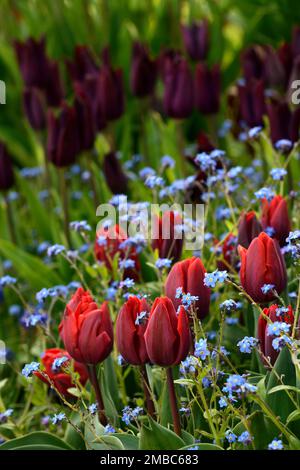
263,45,285,88
103,152,128,195
241,46,265,83
116,296,150,365
278,42,293,87
158,48,182,81
237,78,266,127
165,257,210,320
23,87,46,130
44,60,64,107
195,63,220,115
267,98,300,144
237,211,262,249
287,56,300,103
238,232,287,303
261,196,291,247
35,347,88,397
47,103,79,167
163,57,194,119
152,211,183,262
59,287,113,365
74,83,96,152
79,73,107,131
99,48,124,121
66,45,98,82
216,233,237,272
181,20,209,61
144,297,191,366
258,304,294,366
0,143,14,191
292,26,300,58
130,42,157,97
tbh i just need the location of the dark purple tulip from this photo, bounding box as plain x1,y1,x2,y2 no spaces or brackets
103,152,128,194
74,83,96,151
44,60,64,107
292,26,300,58
47,103,79,167
158,48,182,80
163,57,193,119
287,56,300,102
99,48,124,121
66,45,98,82
262,45,285,88
181,20,209,61
195,63,220,115
241,46,265,82
14,37,49,88
80,74,107,132
130,42,157,97
23,87,46,130
278,42,293,87
0,143,14,191
237,78,265,127
267,98,300,144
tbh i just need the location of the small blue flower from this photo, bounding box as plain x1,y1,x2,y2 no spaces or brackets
180,356,200,375
69,220,91,232
119,259,136,270
155,258,172,270
0,275,17,287
51,356,69,372
88,403,98,415
0,409,13,424
22,361,40,378
261,283,275,295
119,278,135,289
161,155,175,169
272,335,293,351
219,397,228,408
275,139,292,153
248,126,262,139
194,339,210,361
238,431,253,446
225,430,237,443
270,168,287,181
9,304,22,316
237,336,258,354
179,407,191,416
268,438,283,450
135,311,149,326
175,287,183,299
267,322,291,337
220,299,237,312
51,412,66,425
104,424,116,434
47,244,65,257
204,270,228,288
254,187,275,202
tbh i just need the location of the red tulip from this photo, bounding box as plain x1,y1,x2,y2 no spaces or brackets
35,347,88,397
216,233,237,271
261,196,291,247
59,288,113,365
94,224,140,279
116,296,150,365
144,297,191,366
257,304,294,365
238,211,262,249
152,211,183,262
238,232,287,303
165,257,210,320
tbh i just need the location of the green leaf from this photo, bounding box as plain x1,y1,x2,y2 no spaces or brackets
0,432,73,450
0,239,62,289
113,434,139,450
139,418,185,450
267,385,300,395
180,443,223,450
84,415,124,450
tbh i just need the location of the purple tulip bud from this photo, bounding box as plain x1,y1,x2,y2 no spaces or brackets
267,98,300,144
237,78,265,127
181,19,209,61
130,42,157,97
195,63,220,115
74,83,96,152
66,46,98,82
163,57,194,119
0,143,14,191
292,25,300,58
103,152,128,194
99,48,125,121
23,87,46,130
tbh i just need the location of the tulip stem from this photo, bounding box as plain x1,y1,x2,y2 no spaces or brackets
140,365,156,418
5,194,17,244
166,367,181,436
87,364,108,426
59,168,71,248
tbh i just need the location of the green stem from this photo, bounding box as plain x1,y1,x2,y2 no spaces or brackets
5,194,17,244
59,168,71,248
87,364,107,426
140,365,156,418
166,367,181,436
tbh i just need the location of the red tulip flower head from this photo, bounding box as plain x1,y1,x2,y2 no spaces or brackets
165,257,210,319
116,296,150,365
144,297,191,367
238,211,262,249
261,195,291,247
59,288,113,365
238,232,287,303
152,211,183,263
35,348,88,397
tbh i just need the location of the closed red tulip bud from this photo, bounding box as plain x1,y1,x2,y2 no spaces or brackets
35,347,88,397
144,297,191,366
238,211,262,249
165,257,210,320
257,305,294,366
66,45,98,82
59,288,113,365
261,196,291,247
99,48,124,121
216,233,237,271
237,79,265,128
181,20,209,62
95,224,140,280
23,87,46,130
152,211,183,262
238,232,287,303
47,103,80,167
116,296,150,365
163,57,194,119
195,63,220,115
0,143,14,191
103,152,128,195
130,42,157,97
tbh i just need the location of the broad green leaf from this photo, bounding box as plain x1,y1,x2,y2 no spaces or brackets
0,432,73,450
139,417,185,450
